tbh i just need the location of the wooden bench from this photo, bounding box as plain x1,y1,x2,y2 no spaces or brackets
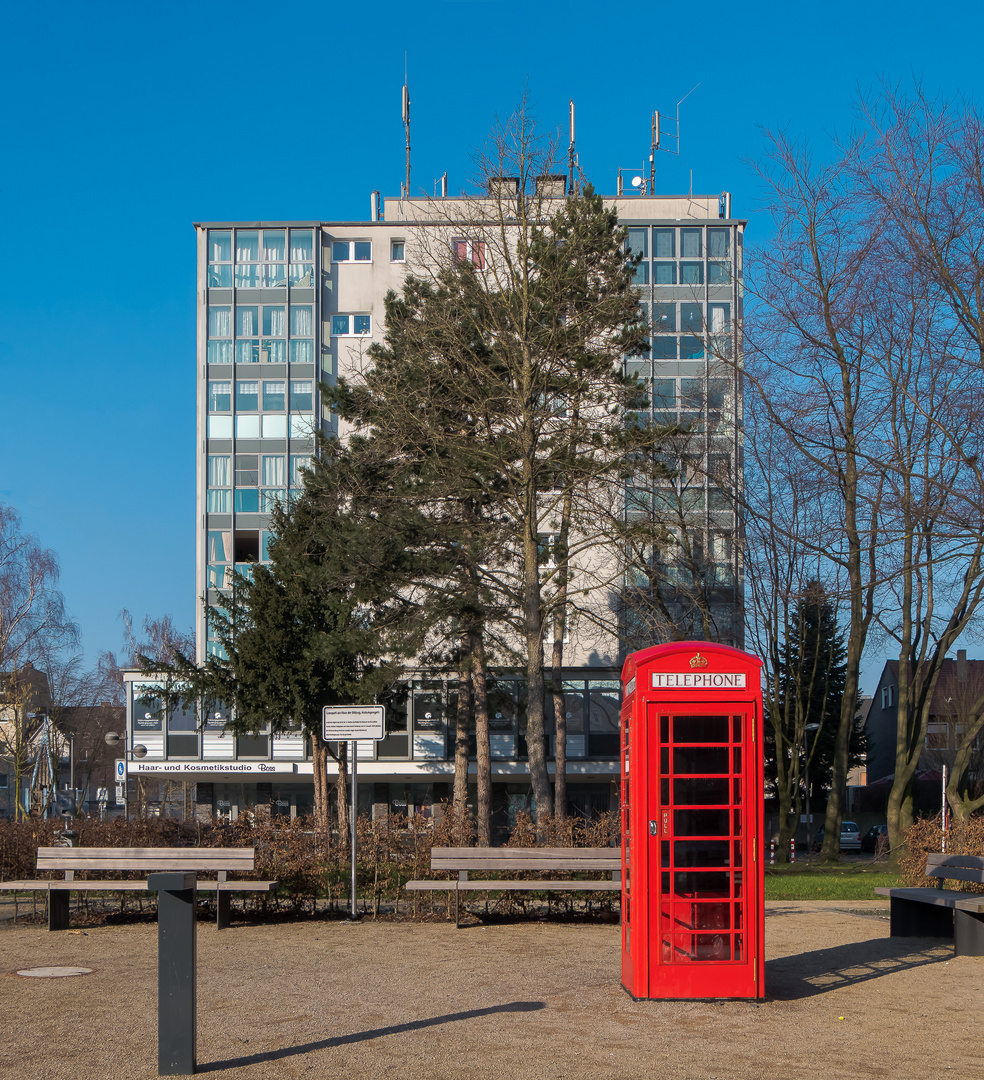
0,847,278,931
406,847,621,926
875,852,984,956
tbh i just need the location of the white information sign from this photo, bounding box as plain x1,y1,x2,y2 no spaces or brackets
115,758,126,782
115,782,125,802
322,705,386,742
651,672,747,689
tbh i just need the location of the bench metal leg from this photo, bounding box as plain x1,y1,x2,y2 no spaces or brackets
48,891,70,931
216,890,231,930
890,896,953,939
954,909,984,956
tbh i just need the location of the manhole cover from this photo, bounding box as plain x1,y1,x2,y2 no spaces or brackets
15,966,93,978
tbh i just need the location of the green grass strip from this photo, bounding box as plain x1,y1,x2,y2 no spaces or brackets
764,868,899,901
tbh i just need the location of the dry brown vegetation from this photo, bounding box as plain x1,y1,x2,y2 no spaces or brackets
0,809,621,923
899,814,984,893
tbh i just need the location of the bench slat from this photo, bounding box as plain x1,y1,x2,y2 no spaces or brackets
430,847,620,873
36,847,255,872
407,879,620,891
0,879,277,892
36,857,255,871
433,847,617,860
431,859,619,872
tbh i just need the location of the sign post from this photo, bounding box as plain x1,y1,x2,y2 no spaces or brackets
322,707,386,920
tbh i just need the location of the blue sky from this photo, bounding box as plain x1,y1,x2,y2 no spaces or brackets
2,0,983,686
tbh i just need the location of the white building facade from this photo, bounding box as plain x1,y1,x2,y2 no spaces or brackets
123,184,745,826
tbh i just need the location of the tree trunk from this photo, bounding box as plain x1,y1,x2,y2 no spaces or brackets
523,527,553,823
471,631,492,846
551,626,567,824
312,738,330,835
453,659,473,843
335,741,349,841
550,489,573,825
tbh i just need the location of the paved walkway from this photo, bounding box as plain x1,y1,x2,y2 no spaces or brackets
1,901,981,1079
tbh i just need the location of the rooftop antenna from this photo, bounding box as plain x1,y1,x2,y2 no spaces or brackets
402,60,411,198
656,83,699,157
568,100,576,195
649,110,660,189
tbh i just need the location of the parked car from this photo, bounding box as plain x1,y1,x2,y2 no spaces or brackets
812,821,862,852
861,823,889,853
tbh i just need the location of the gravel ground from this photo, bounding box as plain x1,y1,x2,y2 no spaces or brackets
1,900,982,1080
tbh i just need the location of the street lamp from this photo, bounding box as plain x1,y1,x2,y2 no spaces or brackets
804,722,821,853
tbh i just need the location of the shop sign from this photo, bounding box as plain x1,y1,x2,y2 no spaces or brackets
129,762,295,775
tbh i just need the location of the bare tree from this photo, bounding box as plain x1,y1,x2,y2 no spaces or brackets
0,505,78,818
745,87,984,857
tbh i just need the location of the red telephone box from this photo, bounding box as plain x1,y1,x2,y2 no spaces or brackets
620,642,764,1000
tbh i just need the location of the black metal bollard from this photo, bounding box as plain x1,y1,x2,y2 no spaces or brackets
148,872,197,1076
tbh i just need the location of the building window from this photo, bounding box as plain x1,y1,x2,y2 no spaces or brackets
331,314,371,336
288,229,314,285
262,455,285,487
680,229,703,258
926,726,949,750
233,305,294,364
708,228,731,258
289,305,314,363
261,381,285,411
290,455,311,487
881,686,895,709
236,381,259,411
452,239,486,269
653,262,677,285
680,262,704,286
207,456,230,488
207,230,232,286
653,303,676,331
391,240,405,262
290,380,314,411
207,306,232,364
234,415,258,438
234,229,288,288
653,229,675,258
208,416,233,438
708,262,732,284
680,303,703,334
680,336,704,360
332,240,372,263
653,337,677,360
235,489,260,512
207,456,231,513
208,381,231,411
709,303,731,333
261,415,288,438
234,455,257,486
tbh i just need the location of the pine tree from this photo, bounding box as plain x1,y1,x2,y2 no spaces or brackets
330,158,652,828
768,581,864,857
171,446,418,833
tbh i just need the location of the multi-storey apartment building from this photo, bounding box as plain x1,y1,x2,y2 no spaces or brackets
123,182,744,825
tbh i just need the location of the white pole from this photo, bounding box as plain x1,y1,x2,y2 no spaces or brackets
350,740,358,919
942,763,948,853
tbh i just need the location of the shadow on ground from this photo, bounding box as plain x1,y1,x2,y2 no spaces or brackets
201,1000,546,1072
766,936,950,1000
